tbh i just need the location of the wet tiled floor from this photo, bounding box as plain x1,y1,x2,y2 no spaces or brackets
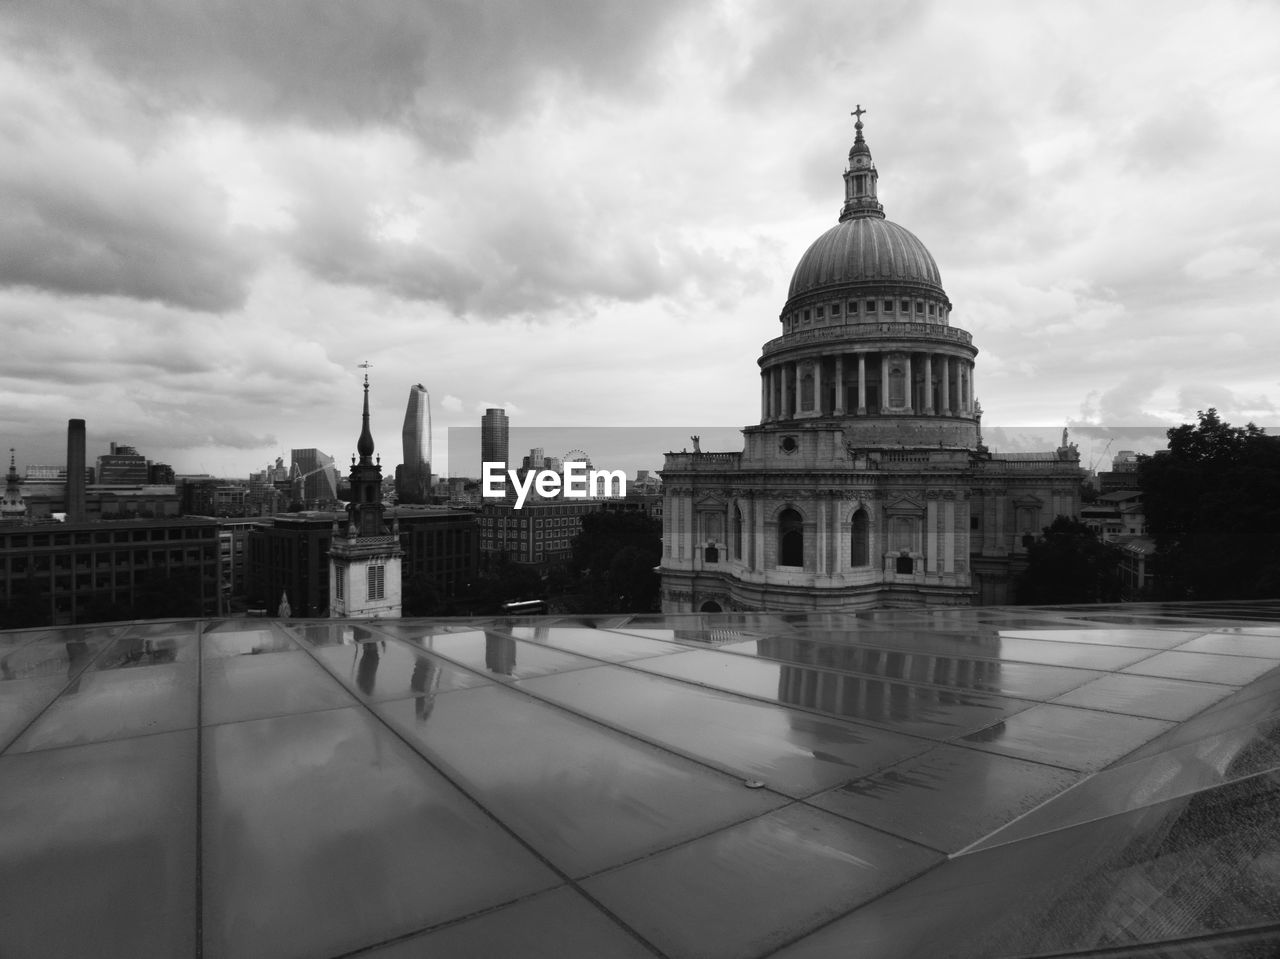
1,602,1279,958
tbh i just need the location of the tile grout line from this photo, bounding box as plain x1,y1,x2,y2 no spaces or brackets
354,624,830,793
194,620,204,959
274,621,672,959
0,623,131,757
338,630,965,875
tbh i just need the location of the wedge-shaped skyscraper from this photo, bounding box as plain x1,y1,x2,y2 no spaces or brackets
399,384,431,503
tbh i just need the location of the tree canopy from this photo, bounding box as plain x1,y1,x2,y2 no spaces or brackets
468,554,545,614
569,511,662,613
1016,516,1123,605
1138,409,1280,599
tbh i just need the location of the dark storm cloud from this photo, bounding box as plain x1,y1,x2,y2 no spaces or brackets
7,0,688,154
280,141,766,318
0,154,257,312
294,208,753,318
1,0,702,318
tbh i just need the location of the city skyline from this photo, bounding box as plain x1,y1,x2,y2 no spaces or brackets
2,2,1277,479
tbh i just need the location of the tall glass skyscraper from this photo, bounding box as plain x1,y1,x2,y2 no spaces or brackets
400,384,431,503
481,408,509,474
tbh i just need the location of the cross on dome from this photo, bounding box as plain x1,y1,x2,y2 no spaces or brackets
851,104,868,141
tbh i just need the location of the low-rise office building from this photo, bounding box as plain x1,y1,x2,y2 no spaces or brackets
0,516,220,625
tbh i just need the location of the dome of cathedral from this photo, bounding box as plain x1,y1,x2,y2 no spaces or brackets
782,109,949,312
786,215,945,302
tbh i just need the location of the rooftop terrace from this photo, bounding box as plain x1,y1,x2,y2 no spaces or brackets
2,602,1279,958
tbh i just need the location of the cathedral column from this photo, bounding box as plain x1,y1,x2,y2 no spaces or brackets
834,354,845,414
942,357,951,415
747,494,757,568
944,498,956,574
760,370,768,421
857,353,866,414
816,498,827,574
793,361,802,416
904,353,914,413
923,353,934,413
813,359,823,414
926,498,938,573
831,494,844,571
880,354,889,411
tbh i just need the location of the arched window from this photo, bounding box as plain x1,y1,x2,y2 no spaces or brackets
851,509,869,566
779,508,803,567
700,600,722,613
732,505,743,560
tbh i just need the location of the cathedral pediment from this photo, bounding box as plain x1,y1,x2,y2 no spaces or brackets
885,494,924,514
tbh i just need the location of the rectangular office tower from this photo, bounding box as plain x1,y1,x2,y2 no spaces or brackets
66,419,86,522
481,408,509,476
399,384,431,503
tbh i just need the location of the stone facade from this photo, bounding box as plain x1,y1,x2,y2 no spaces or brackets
660,114,1082,612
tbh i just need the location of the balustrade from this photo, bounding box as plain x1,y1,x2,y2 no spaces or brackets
762,321,972,357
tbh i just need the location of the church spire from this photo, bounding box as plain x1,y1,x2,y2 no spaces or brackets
357,362,375,462
840,104,885,222
330,363,403,620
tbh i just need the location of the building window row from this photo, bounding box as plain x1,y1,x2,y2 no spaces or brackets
787,298,946,333
750,507,874,570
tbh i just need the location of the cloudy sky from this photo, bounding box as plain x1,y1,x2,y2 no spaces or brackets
2,0,1277,479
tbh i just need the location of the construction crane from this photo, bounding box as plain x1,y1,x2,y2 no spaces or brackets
1089,438,1114,473
291,462,339,508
